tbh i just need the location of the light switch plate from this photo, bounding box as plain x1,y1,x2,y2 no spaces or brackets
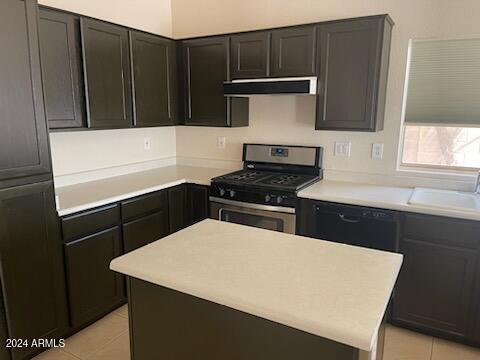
334,141,351,157
217,136,226,149
372,143,384,160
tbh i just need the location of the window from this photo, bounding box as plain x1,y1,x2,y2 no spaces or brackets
402,125,480,169
400,37,480,171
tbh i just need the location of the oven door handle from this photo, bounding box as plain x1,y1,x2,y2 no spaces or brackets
210,196,295,214
218,207,292,224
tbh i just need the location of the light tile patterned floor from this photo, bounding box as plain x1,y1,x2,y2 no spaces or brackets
34,305,480,360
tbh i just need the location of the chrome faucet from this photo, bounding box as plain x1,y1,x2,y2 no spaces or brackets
476,171,480,194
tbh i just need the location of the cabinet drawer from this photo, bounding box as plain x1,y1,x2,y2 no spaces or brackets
121,190,168,222
62,204,120,241
403,213,480,249
123,210,169,253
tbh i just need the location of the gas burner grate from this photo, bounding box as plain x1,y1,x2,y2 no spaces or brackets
266,174,304,186
219,170,268,183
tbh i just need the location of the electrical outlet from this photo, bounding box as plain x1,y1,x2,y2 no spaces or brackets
143,137,151,151
372,143,384,160
217,136,226,149
334,141,351,157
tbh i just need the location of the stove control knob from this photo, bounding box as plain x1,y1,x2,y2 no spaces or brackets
265,194,271,202
276,196,283,204
229,190,236,198
219,188,226,196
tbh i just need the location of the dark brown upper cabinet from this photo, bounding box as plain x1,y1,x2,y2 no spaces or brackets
38,9,85,130
271,26,316,77
130,31,177,127
181,36,249,127
0,0,52,189
230,32,270,79
81,18,132,129
316,16,392,131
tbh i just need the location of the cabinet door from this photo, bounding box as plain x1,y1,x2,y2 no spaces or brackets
123,210,169,253
471,263,480,343
81,18,132,128
316,17,391,131
393,238,477,338
39,9,85,129
168,184,187,233
231,32,270,79
187,184,209,226
182,36,229,126
0,182,68,360
130,31,176,127
0,0,51,189
181,37,249,127
64,227,124,327
0,290,8,360
271,26,316,77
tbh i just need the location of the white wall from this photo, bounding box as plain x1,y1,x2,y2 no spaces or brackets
40,0,177,183
50,127,176,176
39,0,173,36
172,0,480,190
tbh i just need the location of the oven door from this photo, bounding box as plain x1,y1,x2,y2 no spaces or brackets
210,197,296,234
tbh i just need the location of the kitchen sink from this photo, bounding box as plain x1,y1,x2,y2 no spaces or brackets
408,188,480,213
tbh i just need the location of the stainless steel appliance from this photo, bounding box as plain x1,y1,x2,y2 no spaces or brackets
210,144,323,234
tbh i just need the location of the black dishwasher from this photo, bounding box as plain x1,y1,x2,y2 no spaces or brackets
304,201,400,252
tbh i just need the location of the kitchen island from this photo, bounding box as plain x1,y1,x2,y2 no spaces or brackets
110,220,402,360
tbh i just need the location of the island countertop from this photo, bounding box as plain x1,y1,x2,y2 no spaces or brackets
110,219,402,351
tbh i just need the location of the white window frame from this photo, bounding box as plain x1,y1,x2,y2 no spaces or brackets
396,37,480,177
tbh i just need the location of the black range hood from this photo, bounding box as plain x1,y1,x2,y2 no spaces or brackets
224,77,317,96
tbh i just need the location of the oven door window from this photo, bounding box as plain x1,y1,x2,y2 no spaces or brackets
220,209,284,232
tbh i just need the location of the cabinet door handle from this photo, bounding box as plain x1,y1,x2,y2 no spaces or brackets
339,214,360,223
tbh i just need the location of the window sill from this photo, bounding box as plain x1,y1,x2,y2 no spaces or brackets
396,165,477,183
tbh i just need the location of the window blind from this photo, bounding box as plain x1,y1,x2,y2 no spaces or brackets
404,37,480,126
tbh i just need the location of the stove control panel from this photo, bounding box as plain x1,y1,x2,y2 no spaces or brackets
211,184,296,208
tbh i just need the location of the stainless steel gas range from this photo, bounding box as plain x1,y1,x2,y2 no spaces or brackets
210,144,323,234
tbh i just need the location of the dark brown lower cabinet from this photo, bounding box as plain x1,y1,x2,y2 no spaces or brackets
64,227,125,328
392,213,480,343
0,291,8,360
57,183,210,337
123,210,169,253
472,264,480,343
128,278,358,360
187,184,209,226
0,182,68,360
475,308,480,343
168,184,187,233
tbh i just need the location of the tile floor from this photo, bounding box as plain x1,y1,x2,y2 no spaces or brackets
34,305,480,360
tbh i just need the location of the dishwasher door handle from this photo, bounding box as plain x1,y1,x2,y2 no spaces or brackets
339,213,360,223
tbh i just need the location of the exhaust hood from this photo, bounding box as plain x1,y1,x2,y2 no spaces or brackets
224,76,317,96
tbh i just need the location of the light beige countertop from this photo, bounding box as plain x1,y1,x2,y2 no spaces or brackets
55,165,231,216
110,219,403,351
298,180,480,221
